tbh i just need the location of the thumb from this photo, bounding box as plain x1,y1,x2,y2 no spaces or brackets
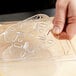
53,0,68,34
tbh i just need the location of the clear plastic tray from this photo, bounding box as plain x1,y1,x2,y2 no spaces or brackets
0,14,53,61
0,14,76,76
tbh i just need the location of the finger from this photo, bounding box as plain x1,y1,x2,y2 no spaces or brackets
66,0,76,39
66,23,76,39
52,0,69,34
52,32,69,40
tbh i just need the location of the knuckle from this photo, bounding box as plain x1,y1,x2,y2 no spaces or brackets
54,17,65,25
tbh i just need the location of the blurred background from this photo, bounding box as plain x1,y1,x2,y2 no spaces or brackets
0,0,56,22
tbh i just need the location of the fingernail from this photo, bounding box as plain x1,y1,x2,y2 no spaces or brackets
53,26,60,34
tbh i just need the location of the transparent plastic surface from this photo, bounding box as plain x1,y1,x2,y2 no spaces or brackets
0,14,76,61
0,14,76,76
0,14,54,61
0,14,57,76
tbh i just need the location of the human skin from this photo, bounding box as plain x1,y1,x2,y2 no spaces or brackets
52,0,76,39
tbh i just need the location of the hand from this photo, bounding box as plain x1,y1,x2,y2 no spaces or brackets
52,0,76,39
